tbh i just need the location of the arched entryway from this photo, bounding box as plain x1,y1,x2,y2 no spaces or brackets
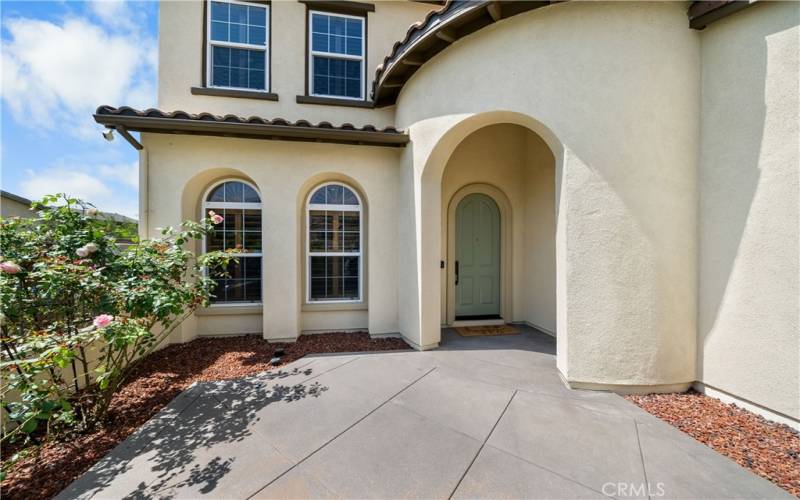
438,123,557,335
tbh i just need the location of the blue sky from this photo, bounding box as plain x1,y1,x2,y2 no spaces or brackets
1,0,159,218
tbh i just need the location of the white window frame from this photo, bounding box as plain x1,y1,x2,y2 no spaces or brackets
202,179,263,306
206,0,270,92
308,10,366,101
306,182,363,303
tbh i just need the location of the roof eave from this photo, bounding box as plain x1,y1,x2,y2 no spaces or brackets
94,113,409,147
688,1,756,30
372,1,557,107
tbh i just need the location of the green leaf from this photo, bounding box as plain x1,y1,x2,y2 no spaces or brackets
21,419,38,434
1,206,215,441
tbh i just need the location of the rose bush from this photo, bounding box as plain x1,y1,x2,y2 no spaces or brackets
0,194,232,446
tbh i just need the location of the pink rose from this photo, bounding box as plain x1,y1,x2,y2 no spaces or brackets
93,314,114,328
211,214,224,225
0,261,22,274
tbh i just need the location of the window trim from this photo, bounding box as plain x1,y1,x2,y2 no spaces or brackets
201,179,264,306
204,0,271,93
298,0,375,16
306,9,366,102
305,182,364,304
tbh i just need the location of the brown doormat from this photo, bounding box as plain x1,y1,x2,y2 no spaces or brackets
455,324,520,337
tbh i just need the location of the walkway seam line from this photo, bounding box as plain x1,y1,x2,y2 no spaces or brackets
634,420,652,500
448,389,518,500
222,355,363,415
471,355,557,372
246,366,438,499
294,355,363,387
513,386,645,420
480,444,615,497
154,358,365,497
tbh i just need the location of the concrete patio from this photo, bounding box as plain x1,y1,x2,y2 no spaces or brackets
59,327,789,499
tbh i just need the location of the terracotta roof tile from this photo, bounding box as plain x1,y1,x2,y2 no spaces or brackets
94,106,408,147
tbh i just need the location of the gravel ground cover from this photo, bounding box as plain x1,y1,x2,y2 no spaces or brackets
626,390,800,497
1,332,409,499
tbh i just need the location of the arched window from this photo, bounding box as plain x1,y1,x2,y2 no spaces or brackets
306,182,362,302
203,180,262,303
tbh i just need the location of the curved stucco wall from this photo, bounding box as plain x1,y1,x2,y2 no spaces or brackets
395,1,700,387
697,2,799,422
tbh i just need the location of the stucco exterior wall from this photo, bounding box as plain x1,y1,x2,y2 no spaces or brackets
697,2,800,422
1,195,32,218
395,1,700,388
157,0,434,128
523,132,557,335
141,133,401,343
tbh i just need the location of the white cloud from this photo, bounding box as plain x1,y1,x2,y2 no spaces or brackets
20,162,139,218
22,169,107,201
89,0,135,29
99,161,138,189
1,14,156,138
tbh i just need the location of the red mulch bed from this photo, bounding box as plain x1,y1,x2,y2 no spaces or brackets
626,390,800,497
1,332,409,499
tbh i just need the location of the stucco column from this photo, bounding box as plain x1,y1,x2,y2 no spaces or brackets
258,175,300,342
405,116,472,350
418,165,444,350
395,147,425,348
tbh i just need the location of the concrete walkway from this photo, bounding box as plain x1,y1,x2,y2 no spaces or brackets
60,327,789,499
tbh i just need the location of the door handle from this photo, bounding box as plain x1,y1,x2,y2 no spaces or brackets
455,260,459,286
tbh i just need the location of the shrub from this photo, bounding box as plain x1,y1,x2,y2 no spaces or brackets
0,195,231,444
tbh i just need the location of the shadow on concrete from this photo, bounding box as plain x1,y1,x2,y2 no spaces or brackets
59,366,328,499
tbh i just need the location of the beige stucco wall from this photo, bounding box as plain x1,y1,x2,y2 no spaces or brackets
697,2,800,422
438,124,555,333
141,133,401,343
395,1,700,388
158,0,435,128
523,132,557,335
1,195,32,219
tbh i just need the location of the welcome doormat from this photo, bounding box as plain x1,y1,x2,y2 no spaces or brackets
455,324,520,337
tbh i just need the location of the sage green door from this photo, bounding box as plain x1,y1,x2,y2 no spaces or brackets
455,193,501,319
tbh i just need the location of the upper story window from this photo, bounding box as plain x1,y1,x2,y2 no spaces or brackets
306,183,363,302
207,0,270,92
308,11,365,100
204,180,262,304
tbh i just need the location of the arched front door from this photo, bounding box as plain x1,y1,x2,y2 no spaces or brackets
455,193,501,319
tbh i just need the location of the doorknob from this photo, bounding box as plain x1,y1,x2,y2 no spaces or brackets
455,260,459,286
